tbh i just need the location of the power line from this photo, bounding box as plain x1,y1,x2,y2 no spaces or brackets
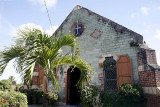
43,0,54,32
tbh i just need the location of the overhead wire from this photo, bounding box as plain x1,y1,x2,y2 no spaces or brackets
43,0,54,32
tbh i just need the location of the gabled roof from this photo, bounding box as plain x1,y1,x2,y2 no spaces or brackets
54,5,143,44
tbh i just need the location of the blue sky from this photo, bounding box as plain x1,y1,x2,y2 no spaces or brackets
0,0,160,83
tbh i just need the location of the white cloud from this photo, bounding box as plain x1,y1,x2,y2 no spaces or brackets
18,23,58,35
28,0,57,9
155,30,160,40
18,23,43,32
0,23,58,83
9,23,58,37
141,6,149,15
9,23,43,38
45,26,58,35
0,59,22,84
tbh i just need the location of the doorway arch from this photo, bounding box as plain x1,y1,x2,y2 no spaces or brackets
67,67,81,105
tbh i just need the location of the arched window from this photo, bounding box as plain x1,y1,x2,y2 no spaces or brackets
103,57,117,92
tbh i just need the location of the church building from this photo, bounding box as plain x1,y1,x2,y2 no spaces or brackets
24,5,160,106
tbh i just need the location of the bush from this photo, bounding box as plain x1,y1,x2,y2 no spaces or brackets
0,93,9,107
0,80,12,91
48,90,58,105
0,91,27,107
100,91,118,107
100,84,146,107
79,85,100,107
130,40,139,47
118,84,146,107
20,89,58,105
20,89,43,104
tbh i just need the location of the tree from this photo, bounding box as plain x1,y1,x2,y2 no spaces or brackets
0,80,12,91
8,76,15,82
0,27,93,106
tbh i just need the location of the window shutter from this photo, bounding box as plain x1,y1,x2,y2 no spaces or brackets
117,55,133,90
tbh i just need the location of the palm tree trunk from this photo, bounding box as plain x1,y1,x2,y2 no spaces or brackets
43,75,48,107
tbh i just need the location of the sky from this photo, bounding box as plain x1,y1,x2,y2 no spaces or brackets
0,0,160,83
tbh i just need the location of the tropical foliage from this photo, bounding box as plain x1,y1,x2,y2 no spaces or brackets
0,27,93,90
0,80,12,91
118,84,146,107
79,85,100,107
100,84,146,107
20,89,44,104
0,91,27,107
20,89,58,105
79,84,146,107
48,90,58,105
0,93,9,107
8,76,15,82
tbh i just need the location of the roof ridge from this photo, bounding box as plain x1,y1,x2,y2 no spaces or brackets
72,5,83,11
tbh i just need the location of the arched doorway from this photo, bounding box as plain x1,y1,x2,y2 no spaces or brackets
67,67,81,105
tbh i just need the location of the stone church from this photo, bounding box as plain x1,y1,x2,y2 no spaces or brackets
24,5,160,106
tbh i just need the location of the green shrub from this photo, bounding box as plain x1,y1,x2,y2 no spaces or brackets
20,89,58,105
100,84,146,107
100,91,118,107
0,91,27,107
0,93,9,107
48,91,58,105
118,84,146,107
20,89,43,104
79,85,100,107
130,40,139,47
0,80,12,91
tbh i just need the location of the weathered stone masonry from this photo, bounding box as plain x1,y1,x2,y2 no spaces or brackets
137,44,160,106
56,5,142,91
26,5,160,106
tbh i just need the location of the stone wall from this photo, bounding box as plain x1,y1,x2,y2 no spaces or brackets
59,8,142,86
144,94,160,107
139,69,160,107
138,46,160,106
146,49,157,65
55,6,143,101
138,47,157,66
24,6,160,106
24,63,44,89
139,70,157,87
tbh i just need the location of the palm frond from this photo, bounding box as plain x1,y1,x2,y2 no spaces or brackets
0,46,26,75
49,70,59,90
0,27,94,91
22,60,36,85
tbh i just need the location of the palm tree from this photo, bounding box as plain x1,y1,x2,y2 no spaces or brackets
8,76,15,82
0,27,93,106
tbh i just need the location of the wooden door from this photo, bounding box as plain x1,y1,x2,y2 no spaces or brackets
117,55,133,90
